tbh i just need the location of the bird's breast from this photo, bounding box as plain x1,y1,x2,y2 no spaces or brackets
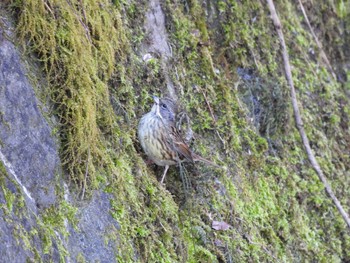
138,113,177,166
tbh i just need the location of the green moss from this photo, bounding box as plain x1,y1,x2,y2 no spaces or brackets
0,161,7,177
9,0,127,190
161,0,350,261
3,0,350,261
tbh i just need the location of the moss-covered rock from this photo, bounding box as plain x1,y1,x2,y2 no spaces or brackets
0,0,349,262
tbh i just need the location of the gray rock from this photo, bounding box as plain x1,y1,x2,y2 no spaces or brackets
0,23,58,210
0,13,120,263
142,0,176,99
68,191,119,263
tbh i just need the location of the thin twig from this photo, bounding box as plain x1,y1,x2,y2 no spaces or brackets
65,0,92,44
267,0,350,230
43,0,55,18
78,0,92,43
79,0,88,25
196,85,216,121
298,0,337,80
195,85,226,147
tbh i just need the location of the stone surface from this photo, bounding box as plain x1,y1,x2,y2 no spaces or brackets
68,191,119,263
0,14,119,263
0,17,58,262
0,22,58,210
142,0,176,99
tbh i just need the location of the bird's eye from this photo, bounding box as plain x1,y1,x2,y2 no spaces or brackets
161,103,167,109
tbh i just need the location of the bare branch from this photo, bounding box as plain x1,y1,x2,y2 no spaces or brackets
298,0,337,80
267,0,350,230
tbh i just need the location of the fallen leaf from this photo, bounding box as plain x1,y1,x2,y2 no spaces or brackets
212,220,231,231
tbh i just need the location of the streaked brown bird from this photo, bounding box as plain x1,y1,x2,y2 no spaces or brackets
138,96,217,183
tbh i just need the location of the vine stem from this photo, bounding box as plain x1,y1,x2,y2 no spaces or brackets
297,0,337,80
266,0,350,230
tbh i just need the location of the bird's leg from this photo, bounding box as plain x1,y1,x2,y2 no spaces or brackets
160,165,169,184
145,158,154,165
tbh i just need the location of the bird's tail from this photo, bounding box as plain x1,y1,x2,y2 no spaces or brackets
192,152,220,168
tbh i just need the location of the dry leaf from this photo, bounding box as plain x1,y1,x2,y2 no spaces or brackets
212,220,231,231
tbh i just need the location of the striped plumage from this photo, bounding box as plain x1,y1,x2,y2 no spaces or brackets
138,112,179,167
138,96,217,183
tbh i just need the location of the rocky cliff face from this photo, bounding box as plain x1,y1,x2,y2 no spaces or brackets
0,18,57,262
0,15,119,263
1,0,350,262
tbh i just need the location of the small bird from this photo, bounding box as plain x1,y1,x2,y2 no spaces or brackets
138,96,218,183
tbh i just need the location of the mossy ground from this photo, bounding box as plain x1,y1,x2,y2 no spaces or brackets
2,0,350,262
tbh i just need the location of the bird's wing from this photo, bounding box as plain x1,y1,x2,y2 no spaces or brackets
167,125,193,162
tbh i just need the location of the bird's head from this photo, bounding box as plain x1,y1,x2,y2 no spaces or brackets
152,96,176,123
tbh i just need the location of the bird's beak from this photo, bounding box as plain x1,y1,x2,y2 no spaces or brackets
152,96,162,119
153,96,160,105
